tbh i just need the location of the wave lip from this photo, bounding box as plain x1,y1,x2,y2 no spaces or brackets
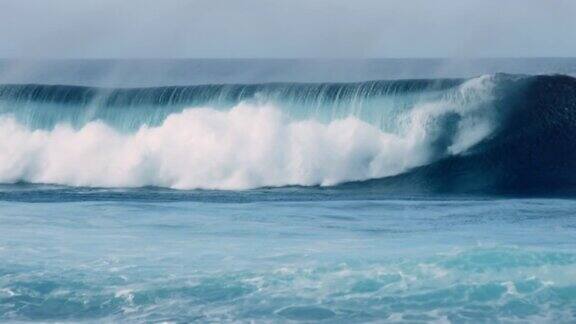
360,74,576,194
1,74,576,193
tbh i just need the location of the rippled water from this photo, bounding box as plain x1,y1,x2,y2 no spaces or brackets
1,190,576,322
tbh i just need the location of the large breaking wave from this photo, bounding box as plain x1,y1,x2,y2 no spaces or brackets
0,74,575,192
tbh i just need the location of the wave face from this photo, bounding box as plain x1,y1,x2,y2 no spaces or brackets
0,74,575,192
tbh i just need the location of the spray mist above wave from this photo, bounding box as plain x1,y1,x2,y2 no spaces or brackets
0,76,498,190
0,76,472,132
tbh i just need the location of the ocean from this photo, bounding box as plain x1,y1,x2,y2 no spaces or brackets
1,59,576,322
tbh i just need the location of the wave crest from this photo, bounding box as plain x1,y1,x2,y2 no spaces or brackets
4,74,576,192
0,79,496,190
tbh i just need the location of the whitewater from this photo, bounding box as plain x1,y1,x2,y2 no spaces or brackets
0,76,497,190
3,60,576,323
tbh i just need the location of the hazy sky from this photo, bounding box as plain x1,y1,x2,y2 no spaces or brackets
0,0,575,58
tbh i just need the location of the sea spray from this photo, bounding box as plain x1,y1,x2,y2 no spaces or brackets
0,76,499,189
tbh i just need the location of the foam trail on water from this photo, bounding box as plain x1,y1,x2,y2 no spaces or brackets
0,77,496,190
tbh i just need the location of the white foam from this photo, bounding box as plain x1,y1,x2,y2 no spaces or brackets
0,77,497,190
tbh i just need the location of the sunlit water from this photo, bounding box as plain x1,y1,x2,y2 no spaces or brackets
1,188,576,322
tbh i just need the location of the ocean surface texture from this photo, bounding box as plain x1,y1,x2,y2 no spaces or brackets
1,59,576,323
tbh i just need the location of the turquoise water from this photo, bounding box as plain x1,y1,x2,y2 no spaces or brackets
1,191,576,322
2,61,576,322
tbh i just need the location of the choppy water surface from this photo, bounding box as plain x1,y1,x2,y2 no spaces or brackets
1,192,576,322
2,61,576,322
